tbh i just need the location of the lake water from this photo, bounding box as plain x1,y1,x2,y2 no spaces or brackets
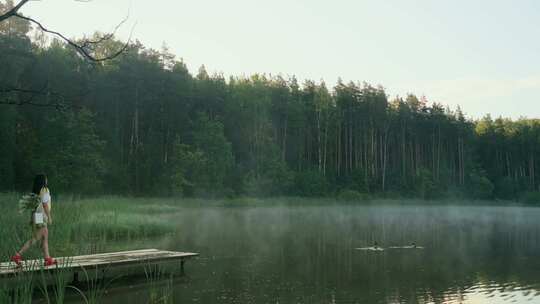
85,204,540,304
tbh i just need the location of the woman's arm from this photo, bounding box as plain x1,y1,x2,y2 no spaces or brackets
41,188,52,224
44,203,52,224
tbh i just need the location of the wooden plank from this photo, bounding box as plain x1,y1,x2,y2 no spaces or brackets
0,249,198,276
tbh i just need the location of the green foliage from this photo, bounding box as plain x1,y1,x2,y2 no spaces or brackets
1,30,540,200
466,169,495,200
519,191,540,205
348,169,370,193
169,139,204,196
32,109,105,194
294,170,329,197
494,177,517,199
169,113,233,197
0,106,16,191
414,168,437,200
336,189,370,202
244,162,294,197
191,113,234,195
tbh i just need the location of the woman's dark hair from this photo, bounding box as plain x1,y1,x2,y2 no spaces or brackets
32,174,48,195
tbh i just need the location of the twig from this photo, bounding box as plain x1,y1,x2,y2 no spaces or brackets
13,13,134,62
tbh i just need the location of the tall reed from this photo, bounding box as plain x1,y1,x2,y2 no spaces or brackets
37,257,74,304
10,260,39,304
67,265,121,304
144,262,175,304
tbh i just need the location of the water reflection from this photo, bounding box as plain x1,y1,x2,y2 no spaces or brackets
94,204,540,304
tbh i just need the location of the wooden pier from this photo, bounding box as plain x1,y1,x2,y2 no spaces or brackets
0,249,198,277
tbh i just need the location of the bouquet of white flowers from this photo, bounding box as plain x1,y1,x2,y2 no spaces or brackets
18,193,40,214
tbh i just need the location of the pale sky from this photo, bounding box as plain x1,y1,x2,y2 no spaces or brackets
19,0,540,119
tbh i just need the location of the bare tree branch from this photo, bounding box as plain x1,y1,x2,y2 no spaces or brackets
80,12,130,49
1,0,134,62
0,0,134,109
0,0,29,23
13,13,133,62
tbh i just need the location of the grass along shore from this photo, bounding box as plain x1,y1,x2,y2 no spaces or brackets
0,194,182,262
0,194,189,303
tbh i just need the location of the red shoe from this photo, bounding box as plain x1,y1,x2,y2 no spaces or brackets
44,257,57,266
11,254,22,266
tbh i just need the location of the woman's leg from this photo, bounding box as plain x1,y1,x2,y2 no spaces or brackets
41,227,50,258
17,239,35,255
17,230,40,255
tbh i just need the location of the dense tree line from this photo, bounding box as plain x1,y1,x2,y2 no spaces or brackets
1,22,540,200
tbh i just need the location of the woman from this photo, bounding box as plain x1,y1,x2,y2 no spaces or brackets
11,174,56,266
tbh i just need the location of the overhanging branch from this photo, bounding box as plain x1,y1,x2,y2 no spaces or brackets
1,0,133,109
80,12,130,49
0,0,29,23
13,13,133,62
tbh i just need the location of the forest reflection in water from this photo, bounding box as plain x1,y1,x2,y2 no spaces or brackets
92,204,540,304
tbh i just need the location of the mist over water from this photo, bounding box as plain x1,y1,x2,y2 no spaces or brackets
95,203,540,304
